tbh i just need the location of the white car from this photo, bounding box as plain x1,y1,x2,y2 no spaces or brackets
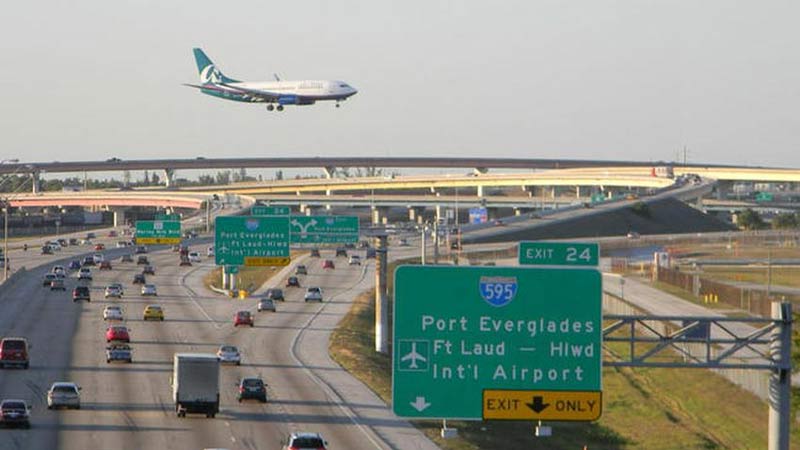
93,253,104,264
216,345,241,365
141,284,158,296
348,255,361,265
206,246,214,257
103,305,124,321
47,241,62,251
51,265,66,276
104,285,123,298
47,382,81,409
188,252,201,263
304,287,323,302
78,268,92,280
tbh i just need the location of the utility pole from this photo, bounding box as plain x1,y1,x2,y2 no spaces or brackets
3,200,8,281
767,249,772,299
374,235,388,353
420,224,427,265
205,199,211,233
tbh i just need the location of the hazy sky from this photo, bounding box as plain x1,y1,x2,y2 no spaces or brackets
1,1,798,168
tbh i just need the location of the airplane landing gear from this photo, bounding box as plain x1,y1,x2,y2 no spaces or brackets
267,104,274,111
335,102,341,108
276,105,284,111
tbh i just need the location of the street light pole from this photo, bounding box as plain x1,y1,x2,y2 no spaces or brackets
3,201,8,281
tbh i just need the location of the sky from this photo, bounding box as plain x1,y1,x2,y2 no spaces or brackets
1,1,799,170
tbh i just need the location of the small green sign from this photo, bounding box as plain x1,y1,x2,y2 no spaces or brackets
224,265,240,274
252,205,291,216
289,215,359,243
215,216,290,266
392,265,602,419
155,213,180,221
135,220,182,245
518,242,599,267
590,193,606,203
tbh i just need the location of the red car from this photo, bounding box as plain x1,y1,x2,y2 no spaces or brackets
105,326,130,343
233,311,254,327
322,259,335,269
108,230,118,237
286,276,300,288
99,260,112,270
94,243,106,251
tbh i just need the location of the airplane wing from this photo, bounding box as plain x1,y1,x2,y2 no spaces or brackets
183,82,283,102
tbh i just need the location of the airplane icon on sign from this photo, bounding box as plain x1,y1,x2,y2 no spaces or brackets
401,342,427,369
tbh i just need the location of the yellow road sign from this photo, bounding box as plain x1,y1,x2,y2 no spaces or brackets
243,256,290,267
482,390,602,421
135,237,182,245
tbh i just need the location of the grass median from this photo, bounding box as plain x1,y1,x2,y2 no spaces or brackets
203,250,305,294
329,264,800,449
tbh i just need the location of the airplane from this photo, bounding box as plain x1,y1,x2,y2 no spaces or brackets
400,342,427,369
184,48,358,111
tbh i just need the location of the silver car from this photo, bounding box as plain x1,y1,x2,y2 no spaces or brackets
141,284,157,296
257,298,276,312
216,345,241,365
47,382,81,409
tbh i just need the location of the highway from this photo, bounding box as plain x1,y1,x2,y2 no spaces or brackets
0,238,414,450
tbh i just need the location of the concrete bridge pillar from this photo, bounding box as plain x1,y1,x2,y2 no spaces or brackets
477,185,484,198
576,186,581,198
31,171,40,194
323,166,336,179
371,206,390,225
408,206,424,222
163,168,175,189
110,207,128,227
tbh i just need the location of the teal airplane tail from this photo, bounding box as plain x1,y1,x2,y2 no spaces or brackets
192,48,239,84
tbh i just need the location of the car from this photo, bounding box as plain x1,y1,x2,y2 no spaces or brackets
233,311,254,327
81,256,95,266
359,240,370,249
179,256,192,266
492,219,505,227
206,246,214,257
108,230,118,237
68,260,81,270
265,288,284,301
50,279,66,291
136,255,149,265
78,268,92,281
104,285,123,299
142,265,155,275
285,276,300,288
103,305,124,321
335,248,348,257
133,274,146,284
116,241,128,248
99,260,113,270
141,284,158,296
304,287,323,302
47,382,81,410
283,432,328,450
120,254,133,263
68,238,78,246
47,241,62,252
216,345,241,365
42,273,57,287
86,232,96,239
627,231,641,239
135,245,148,254
322,260,335,270
106,325,130,343
237,377,267,403
72,286,91,302
257,298,277,312
40,245,53,255
106,343,132,363
188,252,201,263
348,255,361,265
365,248,377,259
171,244,181,252
94,243,105,251
310,248,321,257
0,399,31,428
92,253,105,264
109,282,125,295
295,265,308,275
0,337,30,369
398,238,410,247
52,265,66,276
80,239,92,246
143,304,164,320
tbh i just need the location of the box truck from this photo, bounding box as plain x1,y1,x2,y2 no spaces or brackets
172,353,219,418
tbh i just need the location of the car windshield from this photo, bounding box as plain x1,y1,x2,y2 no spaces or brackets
292,438,324,447
2,401,26,410
2,340,25,350
53,385,77,393
107,307,121,312
221,346,237,352
309,288,320,293
243,379,263,387
112,327,127,332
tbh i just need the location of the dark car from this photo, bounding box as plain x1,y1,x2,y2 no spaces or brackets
50,279,66,291
310,248,321,257
179,256,192,266
234,311,254,327
136,256,149,265
132,274,146,285
120,254,133,263
365,248,377,259
0,337,30,369
99,260,113,270
295,265,307,275
72,286,91,302
40,245,53,255
68,260,81,270
0,399,31,428
82,256,95,267
286,276,300,288
135,246,148,254
68,238,79,246
42,273,56,287
237,377,267,403
335,248,348,257
265,288,284,301
142,265,155,275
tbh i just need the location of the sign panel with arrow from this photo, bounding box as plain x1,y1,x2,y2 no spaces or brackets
214,216,290,266
288,215,359,244
482,389,602,421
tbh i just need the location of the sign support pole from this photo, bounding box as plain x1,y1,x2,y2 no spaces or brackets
375,235,388,353
221,265,227,290
205,198,211,233
420,225,427,265
768,301,792,450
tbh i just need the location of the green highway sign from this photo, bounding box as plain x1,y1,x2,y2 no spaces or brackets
289,215,359,243
252,205,291,216
154,213,180,221
135,220,182,245
215,216,290,266
392,266,602,420
224,265,240,274
518,242,599,267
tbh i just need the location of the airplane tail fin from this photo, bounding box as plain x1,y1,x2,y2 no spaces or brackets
192,48,238,84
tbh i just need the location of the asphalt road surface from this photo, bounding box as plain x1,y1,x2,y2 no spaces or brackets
0,241,385,450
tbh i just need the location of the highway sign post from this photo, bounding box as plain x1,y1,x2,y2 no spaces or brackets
214,216,290,266
392,265,602,421
518,242,599,267
252,205,291,216
289,215,359,244
135,220,182,245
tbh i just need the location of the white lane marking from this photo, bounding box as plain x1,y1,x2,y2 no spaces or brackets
289,263,389,450
179,265,223,329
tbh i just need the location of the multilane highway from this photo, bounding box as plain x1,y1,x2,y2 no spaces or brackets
0,230,436,449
